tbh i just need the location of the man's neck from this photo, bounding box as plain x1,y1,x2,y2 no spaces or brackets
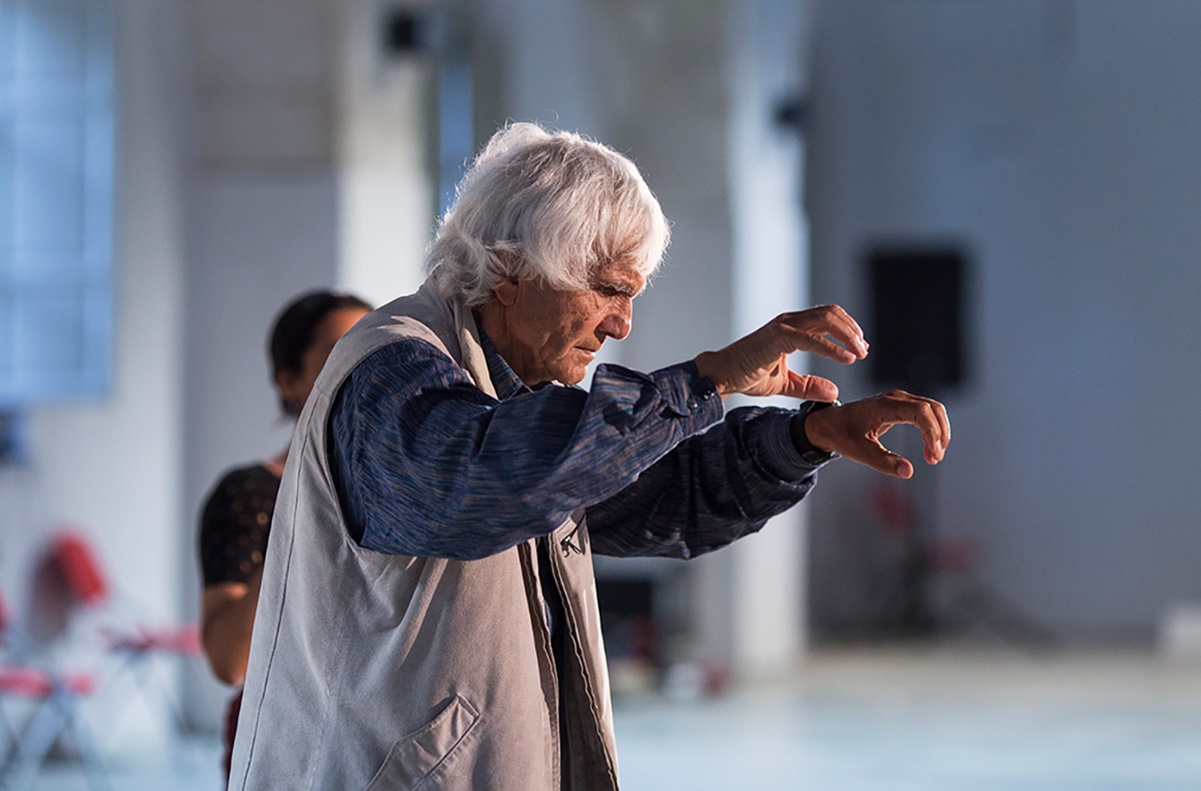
475,316,529,401
475,300,537,387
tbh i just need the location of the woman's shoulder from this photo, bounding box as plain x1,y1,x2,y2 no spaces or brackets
210,462,277,490
202,463,281,512
214,462,278,487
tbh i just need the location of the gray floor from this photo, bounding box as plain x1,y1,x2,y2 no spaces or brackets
615,647,1201,791
13,646,1201,790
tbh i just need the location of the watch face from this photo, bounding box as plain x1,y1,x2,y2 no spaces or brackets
801,448,838,466
795,400,840,466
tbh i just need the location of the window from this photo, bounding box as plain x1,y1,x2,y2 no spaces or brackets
0,0,113,406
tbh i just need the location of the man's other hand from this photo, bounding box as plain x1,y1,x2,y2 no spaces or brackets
799,390,950,479
693,305,869,400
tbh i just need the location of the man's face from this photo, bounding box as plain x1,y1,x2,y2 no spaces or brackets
499,260,645,386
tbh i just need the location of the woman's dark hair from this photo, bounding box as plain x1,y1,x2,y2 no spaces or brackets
268,290,372,414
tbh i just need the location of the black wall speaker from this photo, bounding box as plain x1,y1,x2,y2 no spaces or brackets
867,246,968,393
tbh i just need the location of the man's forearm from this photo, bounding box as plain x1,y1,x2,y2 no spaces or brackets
587,406,821,559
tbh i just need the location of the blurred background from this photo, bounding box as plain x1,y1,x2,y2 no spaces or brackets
2,0,1200,788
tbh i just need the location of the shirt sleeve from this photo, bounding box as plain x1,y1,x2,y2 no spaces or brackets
586,407,823,560
329,340,724,560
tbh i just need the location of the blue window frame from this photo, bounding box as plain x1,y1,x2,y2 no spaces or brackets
0,0,113,406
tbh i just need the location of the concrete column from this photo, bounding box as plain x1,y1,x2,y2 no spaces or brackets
334,1,436,305
704,0,815,678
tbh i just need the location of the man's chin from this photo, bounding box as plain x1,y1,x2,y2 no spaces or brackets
552,364,589,385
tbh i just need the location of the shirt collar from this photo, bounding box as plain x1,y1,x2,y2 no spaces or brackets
477,324,530,401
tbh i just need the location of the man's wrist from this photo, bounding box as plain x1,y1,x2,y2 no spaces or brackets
789,400,841,466
691,351,729,397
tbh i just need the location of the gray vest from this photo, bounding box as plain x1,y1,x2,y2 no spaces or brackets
229,282,620,790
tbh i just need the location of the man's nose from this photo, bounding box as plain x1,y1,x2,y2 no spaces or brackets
599,303,632,341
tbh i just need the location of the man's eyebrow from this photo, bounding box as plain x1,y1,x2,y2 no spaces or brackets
594,272,645,296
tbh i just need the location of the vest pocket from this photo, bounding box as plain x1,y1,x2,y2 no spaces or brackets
364,695,481,791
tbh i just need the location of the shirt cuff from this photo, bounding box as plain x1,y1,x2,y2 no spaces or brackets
756,409,835,479
592,361,724,434
655,360,723,423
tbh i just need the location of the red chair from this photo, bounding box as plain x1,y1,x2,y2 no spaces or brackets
46,531,204,737
0,589,111,791
50,534,107,610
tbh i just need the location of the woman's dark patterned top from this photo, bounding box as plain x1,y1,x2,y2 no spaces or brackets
198,464,280,586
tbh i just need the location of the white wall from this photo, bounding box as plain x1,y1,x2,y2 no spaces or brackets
806,0,1201,639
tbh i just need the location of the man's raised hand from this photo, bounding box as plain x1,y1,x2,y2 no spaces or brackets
693,305,869,400
799,390,951,479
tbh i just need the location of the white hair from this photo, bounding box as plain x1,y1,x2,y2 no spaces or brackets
426,123,671,307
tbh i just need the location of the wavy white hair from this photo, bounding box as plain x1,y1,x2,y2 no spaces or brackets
426,123,671,307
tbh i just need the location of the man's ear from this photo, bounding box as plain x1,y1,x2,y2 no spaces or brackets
493,278,519,307
489,248,522,307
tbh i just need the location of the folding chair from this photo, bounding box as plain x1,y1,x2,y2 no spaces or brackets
0,589,111,791
47,532,204,739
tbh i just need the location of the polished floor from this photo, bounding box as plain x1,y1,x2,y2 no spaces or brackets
13,646,1201,790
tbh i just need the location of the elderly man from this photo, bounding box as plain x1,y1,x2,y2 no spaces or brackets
229,123,949,790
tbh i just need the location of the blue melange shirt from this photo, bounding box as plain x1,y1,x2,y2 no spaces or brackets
329,329,825,560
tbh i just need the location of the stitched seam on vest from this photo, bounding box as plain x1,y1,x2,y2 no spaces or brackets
518,540,561,787
304,393,354,787
233,430,308,789
551,517,620,788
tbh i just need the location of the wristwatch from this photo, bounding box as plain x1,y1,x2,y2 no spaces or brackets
792,400,841,466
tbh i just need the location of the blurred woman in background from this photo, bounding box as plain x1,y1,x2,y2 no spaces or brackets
197,290,371,779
